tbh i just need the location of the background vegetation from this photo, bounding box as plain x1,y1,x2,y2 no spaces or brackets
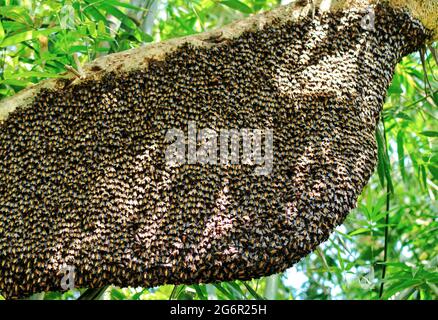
0,0,436,300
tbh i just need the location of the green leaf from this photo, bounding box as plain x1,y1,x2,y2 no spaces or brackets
349,228,370,236
0,20,5,43
370,194,388,219
388,72,403,95
143,33,153,42
110,288,126,300
130,289,147,300
83,5,107,23
225,282,246,299
0,27,60,48
395,112,413,121
169,285,186,300
78,286,108,300
376,127,386,189
241,281,265,300
420,164,428,190
100,4,138,30
220,0,253,14
68,45,90,54
0,6,33,26
97,20,106,35
192,284,207,300
376,125,394,194
396,130,406,182
0,79,31,86
1,20,28,33
105,0,148,11
383,279,423,299
174,16,197,33
373,210,391,223
213,284,234,299
86,21,97,38
420,131,438,137
2,71,65,80
428,154,438,180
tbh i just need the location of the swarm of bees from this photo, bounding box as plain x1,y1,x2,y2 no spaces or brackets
0,4,430,298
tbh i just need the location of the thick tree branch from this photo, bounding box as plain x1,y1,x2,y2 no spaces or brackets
0,0,436,121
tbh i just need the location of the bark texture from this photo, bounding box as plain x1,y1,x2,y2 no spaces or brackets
0,2,434,298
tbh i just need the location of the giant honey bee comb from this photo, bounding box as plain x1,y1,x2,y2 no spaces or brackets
0,1,436,298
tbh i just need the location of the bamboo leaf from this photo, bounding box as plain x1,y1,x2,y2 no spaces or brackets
213,283,234,299
376,124,394,194
220,0,253,14
101,4,138,30
130,288,147,300
241,281,265,300
105,0,148,11
396,130,406,182
395,112,413,121
420,164,428,190
0,79,32,86
420,131,438,137
78,286,108,300
225,282,246,299
83,4,107,23
0,6,33,26
0,27,60,48
350,227,370,236
0,20,5,43
2,71,65,80
376,127,387,189
383,279,422,299
192,284,208,300
110,288,126,300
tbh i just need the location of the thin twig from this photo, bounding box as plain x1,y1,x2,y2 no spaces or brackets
403,89,438,109
379,118,391,299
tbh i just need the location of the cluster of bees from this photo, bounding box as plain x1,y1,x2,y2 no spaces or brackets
0,4,429,298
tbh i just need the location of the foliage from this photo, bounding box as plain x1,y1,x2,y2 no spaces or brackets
0,0,436,300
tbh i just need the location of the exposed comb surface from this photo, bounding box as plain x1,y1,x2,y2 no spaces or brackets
0,4,429,298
